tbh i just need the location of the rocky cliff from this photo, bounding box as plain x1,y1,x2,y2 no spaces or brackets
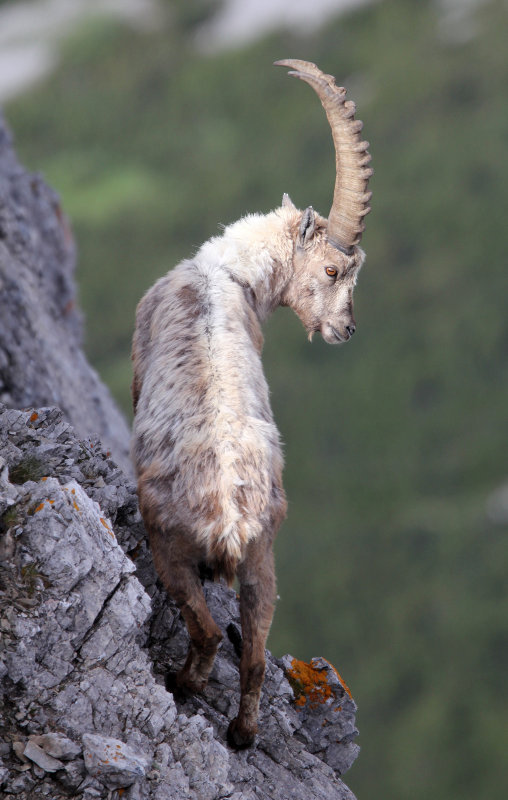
0,113,131,476
0,113,360,799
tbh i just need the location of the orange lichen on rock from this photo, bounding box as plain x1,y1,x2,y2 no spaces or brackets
287,658,335,709
29,412,38,422
323,658,353,699
286,657,353,710
34,502,45,513
100,518,114,537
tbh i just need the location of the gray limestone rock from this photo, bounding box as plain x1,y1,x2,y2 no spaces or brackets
22,740,64,773
0,403,359,799
82,733,151,789
280,655,360,775
28,733,82,761
0,112,132,475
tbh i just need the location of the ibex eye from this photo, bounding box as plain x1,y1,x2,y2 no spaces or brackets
325,266,338,278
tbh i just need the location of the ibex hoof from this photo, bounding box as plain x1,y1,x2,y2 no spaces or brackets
166,668,208,696
227,717,256,749
176,669,209,694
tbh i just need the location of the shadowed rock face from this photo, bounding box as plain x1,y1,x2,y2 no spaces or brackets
0,112,132,476
0,115,359,799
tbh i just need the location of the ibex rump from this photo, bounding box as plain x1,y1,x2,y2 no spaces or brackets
131,60,372,748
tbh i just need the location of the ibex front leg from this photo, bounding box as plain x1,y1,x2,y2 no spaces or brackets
227,538,276,748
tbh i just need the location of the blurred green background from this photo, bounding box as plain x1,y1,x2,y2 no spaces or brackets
4,0,508,798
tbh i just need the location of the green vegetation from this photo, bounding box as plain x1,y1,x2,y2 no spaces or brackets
20,561,46,597
0,504,20,533
6,1,508,798
8,456,46,485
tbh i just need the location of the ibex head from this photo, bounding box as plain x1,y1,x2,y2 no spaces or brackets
275,59,373,344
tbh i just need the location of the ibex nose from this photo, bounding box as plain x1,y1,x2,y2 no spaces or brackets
346,323,356,338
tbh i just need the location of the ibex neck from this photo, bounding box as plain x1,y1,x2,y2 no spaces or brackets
194,209,295,320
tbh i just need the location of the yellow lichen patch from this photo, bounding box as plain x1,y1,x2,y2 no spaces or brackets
323,658,353,699
100,518,114,537
286,658,334,709
73,501,80,511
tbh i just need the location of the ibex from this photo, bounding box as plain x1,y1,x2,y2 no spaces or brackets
131,59,372,748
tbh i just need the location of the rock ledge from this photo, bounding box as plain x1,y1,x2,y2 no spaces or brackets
0,404,359,799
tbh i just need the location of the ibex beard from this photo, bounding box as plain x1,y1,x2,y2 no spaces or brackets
131,59,372,749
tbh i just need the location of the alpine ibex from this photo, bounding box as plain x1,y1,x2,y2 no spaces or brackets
131,59,372,748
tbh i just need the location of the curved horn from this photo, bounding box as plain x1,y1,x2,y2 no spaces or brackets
274,58,372,254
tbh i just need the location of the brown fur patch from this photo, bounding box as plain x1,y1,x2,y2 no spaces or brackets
213,553,239,587
176,284,203,318
131,369,143,413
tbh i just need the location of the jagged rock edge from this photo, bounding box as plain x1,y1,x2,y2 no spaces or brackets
0,404,359,800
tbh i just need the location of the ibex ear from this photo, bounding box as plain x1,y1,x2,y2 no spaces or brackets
298,206,316,246
282,192,296,209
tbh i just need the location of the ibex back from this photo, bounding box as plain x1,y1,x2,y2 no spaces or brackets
131,59,372,748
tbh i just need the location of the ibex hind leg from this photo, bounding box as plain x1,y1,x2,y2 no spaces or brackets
227,537,276,749
148,526,223,693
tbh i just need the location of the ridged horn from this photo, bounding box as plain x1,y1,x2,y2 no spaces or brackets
274,58,373,254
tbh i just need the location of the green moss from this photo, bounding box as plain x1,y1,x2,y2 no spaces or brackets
8,457,46,485
20,562,45,597
0,504,20,533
